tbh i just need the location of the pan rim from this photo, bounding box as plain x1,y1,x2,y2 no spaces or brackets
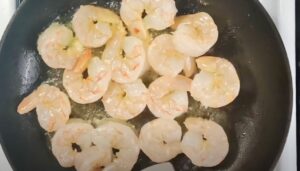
251,0,293,170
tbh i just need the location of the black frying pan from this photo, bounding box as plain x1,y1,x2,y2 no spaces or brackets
0,0,293,170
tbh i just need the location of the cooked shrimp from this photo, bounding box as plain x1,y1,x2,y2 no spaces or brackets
63,50,112,104
142,163,175,171
139,118,182,162
183,57,197,77
95,121,140,171
17,84,71,132
73,125,112,171
51,120,94,167
120,0,148,41
120,0,177,40
143,0,178,30
72,5,125,48
148,34,188,77
102,79,147,120
190,56,240,108
181,117,229,167
172,12,218,57
74,146,112,171
37,23,84,69
147,75,192,119
102,33,146,83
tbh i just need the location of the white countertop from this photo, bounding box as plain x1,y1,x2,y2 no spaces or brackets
0,0,296,171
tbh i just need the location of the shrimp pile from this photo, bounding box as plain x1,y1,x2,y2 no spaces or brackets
17,1,242,170
52,119,139,170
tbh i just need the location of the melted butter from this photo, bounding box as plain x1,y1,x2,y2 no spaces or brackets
149,28,173,38
43,69,64,89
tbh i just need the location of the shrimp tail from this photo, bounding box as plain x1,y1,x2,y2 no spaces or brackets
17,91,37,114
72,49,92,73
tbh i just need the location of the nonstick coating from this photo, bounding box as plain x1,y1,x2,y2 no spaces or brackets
0,0,292,171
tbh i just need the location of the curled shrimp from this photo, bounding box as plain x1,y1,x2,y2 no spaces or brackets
37,23,84,69
51,120,94,167
147,75,192,119
102,33,146,83
190,56,240,108
102,79,148,120
74,128,112,171
95,121,140,171
148,34,188,77
120,0,177,40
172,12,218,57
181,117,229,167
74,145,112,171
74,146,111,171
72,5,125,48
63,49,112,104
139,118,182,163
17,84,71,132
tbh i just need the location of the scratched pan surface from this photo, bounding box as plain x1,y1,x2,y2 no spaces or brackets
0,0,292,171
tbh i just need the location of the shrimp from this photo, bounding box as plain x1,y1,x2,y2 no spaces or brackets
148,34,188,77
120,0,177,40
147,75,192,119
139,118,182,163
17,84,71,132
181,117,229,167
37,23,84,69
172,12,218,57
183,57,197,78
72,5,125,48
95,121,140,171
74,128,112,171
102,33,146,83
102,79,148,120
142,163,175,171
190,56,240,108
51,120,94,167
74,146,112,171
63,50,112,104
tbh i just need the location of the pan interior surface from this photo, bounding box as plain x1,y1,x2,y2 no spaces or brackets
0,0,292,171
